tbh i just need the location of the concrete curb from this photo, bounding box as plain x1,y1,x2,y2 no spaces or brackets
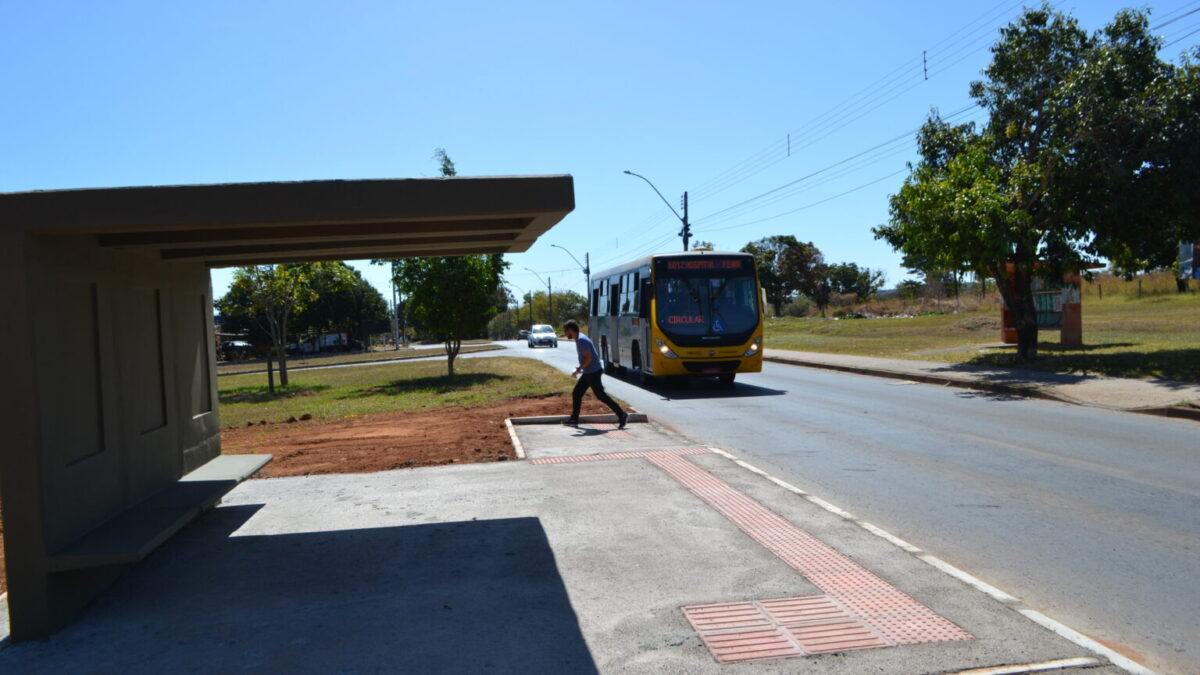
763,354,1200,423
763,354,1071,402
503,419,526,460
506,413,649,425
215,344,505,377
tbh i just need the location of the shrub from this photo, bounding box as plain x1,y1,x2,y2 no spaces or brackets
782,296,812,317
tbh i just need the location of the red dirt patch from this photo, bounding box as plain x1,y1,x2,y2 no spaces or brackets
221,393,619,478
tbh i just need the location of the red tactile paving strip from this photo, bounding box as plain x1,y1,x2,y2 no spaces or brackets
683,596,887,662
646,453,973,649
533,446,972,662
529,448,710,465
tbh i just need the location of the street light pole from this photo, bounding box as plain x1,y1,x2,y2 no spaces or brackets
623,170,690,252
551,244,590,296
525,268,553,325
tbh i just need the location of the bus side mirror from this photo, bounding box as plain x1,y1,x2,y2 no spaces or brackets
761,289,767,317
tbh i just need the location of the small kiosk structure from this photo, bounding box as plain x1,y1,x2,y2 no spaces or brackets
998,262,1088,346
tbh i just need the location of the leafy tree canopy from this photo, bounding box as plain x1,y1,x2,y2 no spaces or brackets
216,262,354,387
741,235,826,316
394,254,506,375
875,4,1199,360
827,263,885,302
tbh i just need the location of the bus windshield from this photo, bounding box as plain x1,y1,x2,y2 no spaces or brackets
655,273,759,344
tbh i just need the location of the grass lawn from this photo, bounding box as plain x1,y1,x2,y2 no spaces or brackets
218,356,581,428
217,343,502,376
767,288,1200,382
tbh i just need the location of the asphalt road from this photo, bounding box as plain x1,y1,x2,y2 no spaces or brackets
505,340,1199,674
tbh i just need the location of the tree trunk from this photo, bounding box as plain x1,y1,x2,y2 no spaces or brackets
266,353,276,395
1178,277,1189,293
277,315,290,387
995,263,1039,362
445,336,461,377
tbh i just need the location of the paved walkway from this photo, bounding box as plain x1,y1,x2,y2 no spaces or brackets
765,349,1200,420
0,418,1138,673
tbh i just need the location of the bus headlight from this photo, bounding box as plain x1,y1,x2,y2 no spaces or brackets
743,337,761,357
655,339,678,359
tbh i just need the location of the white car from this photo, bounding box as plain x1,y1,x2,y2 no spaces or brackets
527,324,559,348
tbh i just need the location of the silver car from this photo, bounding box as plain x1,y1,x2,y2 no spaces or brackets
527,324,559,348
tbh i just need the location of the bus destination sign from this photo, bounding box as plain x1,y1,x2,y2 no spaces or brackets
663,258,746,271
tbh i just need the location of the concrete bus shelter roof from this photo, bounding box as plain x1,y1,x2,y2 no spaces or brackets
0,174,574,265
0,174,573,640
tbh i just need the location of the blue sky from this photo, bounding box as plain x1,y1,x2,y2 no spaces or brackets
4,1,1198,304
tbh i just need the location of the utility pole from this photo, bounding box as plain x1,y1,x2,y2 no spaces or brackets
681,192,690,252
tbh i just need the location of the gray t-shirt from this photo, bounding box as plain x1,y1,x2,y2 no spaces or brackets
575,333,603,374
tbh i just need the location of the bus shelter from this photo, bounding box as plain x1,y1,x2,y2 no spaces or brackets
0,175,574,639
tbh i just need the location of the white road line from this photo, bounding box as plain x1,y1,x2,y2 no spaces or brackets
804,495,856,519
858,521,922,553
1019,609,1155,675
706,446,1155,675
918,554,1019,604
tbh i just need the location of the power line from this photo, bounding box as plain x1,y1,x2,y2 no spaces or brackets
701,168,910,235
687,1,1028,208
1153,1,1200,28
694,104,977,225
1164,24,1200,46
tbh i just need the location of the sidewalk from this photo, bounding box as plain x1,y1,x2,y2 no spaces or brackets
0,418,1136,674
765,348,1200,421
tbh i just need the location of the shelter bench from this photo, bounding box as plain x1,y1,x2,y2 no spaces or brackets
48,454,271,572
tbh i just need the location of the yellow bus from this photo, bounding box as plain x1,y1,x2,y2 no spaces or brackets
588,251,763,386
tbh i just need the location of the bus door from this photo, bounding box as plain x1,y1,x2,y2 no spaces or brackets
606,278,621,366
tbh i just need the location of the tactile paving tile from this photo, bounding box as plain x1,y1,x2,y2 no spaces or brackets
529,448,710,464
648,453,973,647
785,619,889,654
682,601,774,632
696,627,803,663
683,595,887,663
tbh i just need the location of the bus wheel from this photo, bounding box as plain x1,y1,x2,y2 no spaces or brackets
632,346,650,386
718,373,736,387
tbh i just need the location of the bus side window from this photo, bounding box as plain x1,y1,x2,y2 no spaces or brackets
631,272,640,314
624,271,633,314
609,280,620,316
639,277,652,319
591,285,600,317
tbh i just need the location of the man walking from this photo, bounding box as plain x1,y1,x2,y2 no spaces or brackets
562,320,628,428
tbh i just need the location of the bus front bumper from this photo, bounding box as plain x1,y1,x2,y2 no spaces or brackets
652,351,762,376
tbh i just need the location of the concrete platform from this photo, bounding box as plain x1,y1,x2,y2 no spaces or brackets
0,424,1130,673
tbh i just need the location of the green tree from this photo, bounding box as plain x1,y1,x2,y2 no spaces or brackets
875,5,1198,361
741,236,826,316
523,289,587,327
217,263,353,388
827,263,886,301
293,263,388,340
372,149,511,371
394,255,504,376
